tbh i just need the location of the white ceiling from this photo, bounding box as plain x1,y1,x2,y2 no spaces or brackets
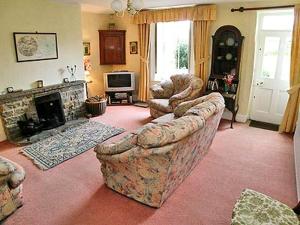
52,0,262,14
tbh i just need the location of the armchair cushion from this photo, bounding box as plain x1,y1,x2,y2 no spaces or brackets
231,189,299,225
150,80,174,99
148,99,173,113
0,158,15,176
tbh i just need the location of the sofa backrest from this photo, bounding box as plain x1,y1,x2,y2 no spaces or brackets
137,93,225,149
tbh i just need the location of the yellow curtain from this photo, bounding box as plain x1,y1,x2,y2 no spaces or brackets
137,24,151,102
133,5,216,24
133,5,216,101
193,20,212,88
279,4,300,133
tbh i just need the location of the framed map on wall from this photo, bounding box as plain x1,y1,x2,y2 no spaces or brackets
13,32,58,62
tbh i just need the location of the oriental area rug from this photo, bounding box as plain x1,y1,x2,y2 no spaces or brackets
21,121,124,170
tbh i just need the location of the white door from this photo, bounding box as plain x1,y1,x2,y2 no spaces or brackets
250,11,293,124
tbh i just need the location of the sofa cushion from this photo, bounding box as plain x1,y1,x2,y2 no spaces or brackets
148,99,173,113
231,189,299,225
137,116,205,148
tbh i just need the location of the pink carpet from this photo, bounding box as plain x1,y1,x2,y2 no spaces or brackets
0,106,297,225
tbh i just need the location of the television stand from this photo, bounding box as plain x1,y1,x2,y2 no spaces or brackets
105,90,133,105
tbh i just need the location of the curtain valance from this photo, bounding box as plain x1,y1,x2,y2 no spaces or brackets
133,5,217,24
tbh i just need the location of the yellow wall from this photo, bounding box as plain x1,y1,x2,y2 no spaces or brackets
81,13,140,97
81,12,113,96
0,0,84,141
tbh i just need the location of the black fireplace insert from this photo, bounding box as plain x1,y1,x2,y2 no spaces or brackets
34,92,66,130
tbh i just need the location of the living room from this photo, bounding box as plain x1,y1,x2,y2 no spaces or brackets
0,0,300,224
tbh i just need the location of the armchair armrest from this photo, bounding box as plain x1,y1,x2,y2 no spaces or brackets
0,157,25,189
169,77,203,108
169,87,193,108
150,80,174,99
95,133,138,156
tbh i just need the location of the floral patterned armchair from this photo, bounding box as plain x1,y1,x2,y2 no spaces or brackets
95,93,224,207
231,189,300,225
0,157,25,221
148,74,203,118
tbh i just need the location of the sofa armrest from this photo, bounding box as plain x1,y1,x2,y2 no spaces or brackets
95,133,138,156
150,80,174,99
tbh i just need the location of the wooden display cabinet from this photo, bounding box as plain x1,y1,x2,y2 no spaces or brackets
207,25,244,128
99,30,126,65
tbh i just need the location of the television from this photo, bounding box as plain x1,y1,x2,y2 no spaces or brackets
104,72,135,92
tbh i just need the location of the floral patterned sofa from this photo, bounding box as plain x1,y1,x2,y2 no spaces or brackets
231,189,300,225
0,156,25,221
95,93,224,208
148,74,203,118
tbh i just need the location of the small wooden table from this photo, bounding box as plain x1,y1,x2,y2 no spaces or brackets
105,90,133,105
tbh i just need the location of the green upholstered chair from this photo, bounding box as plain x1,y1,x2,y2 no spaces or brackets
231,189,300,225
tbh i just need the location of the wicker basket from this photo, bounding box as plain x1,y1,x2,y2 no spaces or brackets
85,98,107,116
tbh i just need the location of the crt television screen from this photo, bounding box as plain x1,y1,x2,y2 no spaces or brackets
107,74,131,87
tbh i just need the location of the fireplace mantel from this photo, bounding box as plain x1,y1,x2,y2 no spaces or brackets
0,80,86,104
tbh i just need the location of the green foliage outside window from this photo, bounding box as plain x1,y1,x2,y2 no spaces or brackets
175,41,189,69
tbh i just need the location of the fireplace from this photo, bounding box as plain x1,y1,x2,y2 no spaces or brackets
35,92,66,130
0,80,85,141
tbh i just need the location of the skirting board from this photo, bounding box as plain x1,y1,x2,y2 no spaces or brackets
221,109,248,123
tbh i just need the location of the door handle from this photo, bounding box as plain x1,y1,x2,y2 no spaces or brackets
256,81,264,86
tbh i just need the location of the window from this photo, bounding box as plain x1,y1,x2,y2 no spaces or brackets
257,10,293,81
154,21,191,81
261,11,294,31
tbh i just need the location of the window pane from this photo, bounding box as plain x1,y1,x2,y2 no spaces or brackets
262,13,294,31
281,37,292,81
261,36,280,79
155,21,190,81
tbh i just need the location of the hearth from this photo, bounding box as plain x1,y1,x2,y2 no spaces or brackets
35,92,66,130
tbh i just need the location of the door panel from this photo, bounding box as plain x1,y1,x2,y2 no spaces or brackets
254,88,272,113
250,11,293,125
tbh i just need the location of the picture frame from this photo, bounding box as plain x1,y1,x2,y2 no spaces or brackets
130,41,138,54
83,42,90,56
13,32,58,62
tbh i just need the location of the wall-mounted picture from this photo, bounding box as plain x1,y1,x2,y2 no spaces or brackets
83,42,90,56
130,41,138,54
13,32,58,62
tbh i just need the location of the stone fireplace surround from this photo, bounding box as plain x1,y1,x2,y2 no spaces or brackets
0,80,86,141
